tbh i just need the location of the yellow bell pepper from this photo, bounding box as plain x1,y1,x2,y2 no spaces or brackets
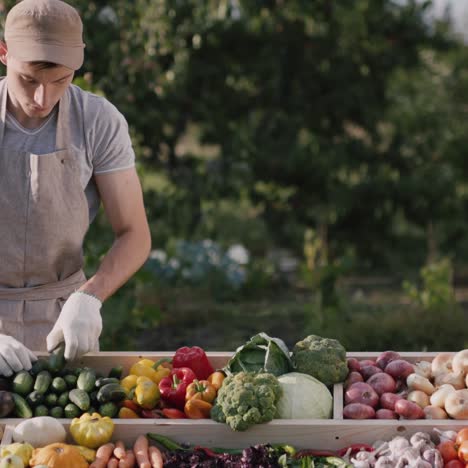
133,376,160,409
129,359,171,384
120,374,138,393
70,412,115,449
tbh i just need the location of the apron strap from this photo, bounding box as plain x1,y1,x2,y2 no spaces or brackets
0,270,86,301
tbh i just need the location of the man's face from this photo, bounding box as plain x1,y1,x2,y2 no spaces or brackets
3,54,74,120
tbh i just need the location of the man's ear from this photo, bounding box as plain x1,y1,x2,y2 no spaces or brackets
0,42,8,66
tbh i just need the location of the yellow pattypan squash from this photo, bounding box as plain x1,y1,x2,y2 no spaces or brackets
70,412,114,449
1,442,33,466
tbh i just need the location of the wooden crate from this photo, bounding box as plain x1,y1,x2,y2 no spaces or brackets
1,351,467,450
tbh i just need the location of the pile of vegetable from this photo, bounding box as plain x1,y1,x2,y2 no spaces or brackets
0,343,128,419
344,348,468,420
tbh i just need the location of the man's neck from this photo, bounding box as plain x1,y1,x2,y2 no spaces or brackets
6,96,51,130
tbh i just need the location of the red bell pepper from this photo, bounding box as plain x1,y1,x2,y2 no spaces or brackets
172,346,215,380
159,367,196,409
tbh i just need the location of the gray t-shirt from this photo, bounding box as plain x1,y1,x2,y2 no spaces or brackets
3,84,135,222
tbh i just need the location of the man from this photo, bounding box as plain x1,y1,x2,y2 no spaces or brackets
0,0,151,375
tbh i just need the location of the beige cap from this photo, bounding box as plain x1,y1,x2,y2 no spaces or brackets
5,0,85,70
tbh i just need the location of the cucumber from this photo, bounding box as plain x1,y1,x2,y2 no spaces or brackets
97,383,127,404
45,393,58,407
69,388,90,411
34,371,52,394
51,377,67,394
30,359,49,376
12,371,34,396
50,406,63,418
34,404,49,417
73,367,83,377
12,393,33,418
64,374,78,389
26,390,44,407
108,366,123,380
57,391,69,408
48,342,66,374
95,377,119,388
77,369,96,393
98,402,118,418
64,403,80,418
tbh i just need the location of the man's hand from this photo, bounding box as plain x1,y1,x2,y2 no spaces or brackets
0,335,36,376
47,292,102,361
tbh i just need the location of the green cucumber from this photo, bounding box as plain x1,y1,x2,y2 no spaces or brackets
26,390,44,407
96,383,127,404
51,377,67,394
64,403,80,418
50,406,63,418
34,371,52,394
108,366,123,380
30,359,49,376
12,393,33,418
34,404,49,417
12,371,34,396
69,388,90,411
98,402,118,418
77,369,96,393
64,374,78,389
44,393,58,407
48,342,66,374
95,377,119,388
57,391,69,408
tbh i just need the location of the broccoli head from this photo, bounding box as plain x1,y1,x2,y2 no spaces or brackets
210,372,282,431
292,335,348,386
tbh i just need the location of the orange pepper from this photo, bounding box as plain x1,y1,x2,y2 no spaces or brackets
207,371,225,391
185,380,217,403
118,407,140,418
184,398,212,419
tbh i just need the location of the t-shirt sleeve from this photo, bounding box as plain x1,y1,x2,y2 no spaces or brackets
89,97,136,174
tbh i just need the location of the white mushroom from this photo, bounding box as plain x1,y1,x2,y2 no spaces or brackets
452,349,468,375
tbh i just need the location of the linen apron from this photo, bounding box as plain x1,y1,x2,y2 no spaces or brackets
0,78,89,351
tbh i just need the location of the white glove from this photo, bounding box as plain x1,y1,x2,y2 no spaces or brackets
47,291,103,361
0,335,37,377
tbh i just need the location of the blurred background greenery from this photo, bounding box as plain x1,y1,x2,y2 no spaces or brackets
3,0,468,352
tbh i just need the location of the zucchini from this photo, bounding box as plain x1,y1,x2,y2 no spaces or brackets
96,383,127,404
69,388,90,411
51,377,67,394
30,358,49,376
95,377,119,388
64,403,80,418
108,365,123,380
77,369,96,393
50,406,63,418
26,390,44,407
34,370,52,394
12,371,34,396
98,402,118,418
34,404,49,417
12,392,33,418
48,342,66,374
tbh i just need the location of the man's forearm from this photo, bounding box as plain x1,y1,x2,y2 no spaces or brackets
78,227,151,302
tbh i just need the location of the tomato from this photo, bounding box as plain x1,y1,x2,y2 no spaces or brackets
459,440,468,463
445,460,465,468
437,441,458,463
457,428,468,446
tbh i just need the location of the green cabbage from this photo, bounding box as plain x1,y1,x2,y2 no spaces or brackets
276,372,333,419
